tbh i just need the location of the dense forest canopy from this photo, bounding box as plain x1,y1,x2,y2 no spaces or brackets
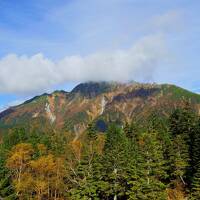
0,101,200,200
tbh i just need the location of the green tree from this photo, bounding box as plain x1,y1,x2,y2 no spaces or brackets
169,104,197,186
101,124,131,199
87,122,97,140
190,118,200,199
128,131,167,200
0,175,16,200
168,134,190,185
190,165,200,199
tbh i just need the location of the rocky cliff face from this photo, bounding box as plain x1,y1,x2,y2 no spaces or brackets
0,82,200,135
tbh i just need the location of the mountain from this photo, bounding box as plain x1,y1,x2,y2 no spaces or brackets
0,81,200,135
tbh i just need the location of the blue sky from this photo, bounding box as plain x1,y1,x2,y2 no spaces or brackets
0,0,200,110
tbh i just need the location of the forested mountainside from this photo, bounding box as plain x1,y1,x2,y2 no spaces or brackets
1,82,200,199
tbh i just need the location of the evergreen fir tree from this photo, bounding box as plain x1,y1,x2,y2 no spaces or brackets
169,104,198,186
137,131,167,199
190,118,200,198
168,134,190,185
102,124,130,199
191,164,200,199
0,176,16,200
87,122,97,140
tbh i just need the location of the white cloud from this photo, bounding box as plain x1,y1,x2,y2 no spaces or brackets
0,34,168,94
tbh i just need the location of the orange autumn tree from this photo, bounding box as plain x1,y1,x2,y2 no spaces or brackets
30,154,55,199
6,142,67,200
70,140,82,162
52,157,66,199
6,143,34,198
30,154,65,199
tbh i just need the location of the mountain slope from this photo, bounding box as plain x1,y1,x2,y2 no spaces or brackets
0,82,200,135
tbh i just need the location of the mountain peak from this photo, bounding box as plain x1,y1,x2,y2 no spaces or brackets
71,81,120,98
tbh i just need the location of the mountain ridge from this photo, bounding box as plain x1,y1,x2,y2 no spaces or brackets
0,81,200,135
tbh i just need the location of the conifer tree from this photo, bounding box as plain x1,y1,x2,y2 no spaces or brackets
190,118,200,198
168,134,190,185
169,104,198,186
0,175,16,200
101,124,131,199
129,132,167,200
191,165,200,199
87,122,97,140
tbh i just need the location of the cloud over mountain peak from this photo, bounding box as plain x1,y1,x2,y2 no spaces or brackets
0,34,167,94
